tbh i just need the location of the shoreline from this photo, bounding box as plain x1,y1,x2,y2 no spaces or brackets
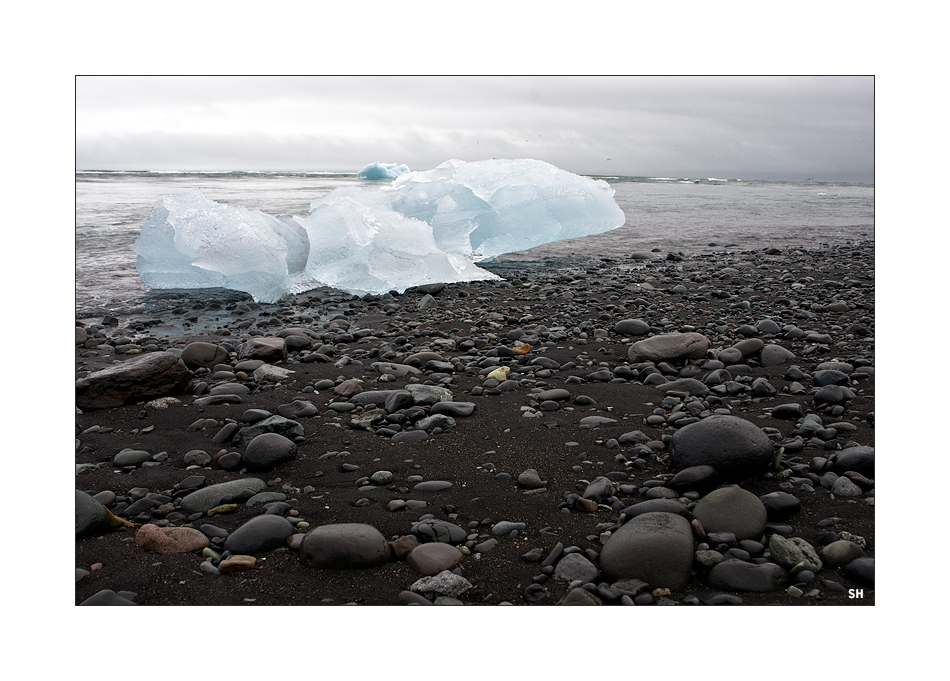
76,241,874,606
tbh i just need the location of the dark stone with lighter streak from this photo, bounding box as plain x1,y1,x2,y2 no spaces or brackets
76,352,191,409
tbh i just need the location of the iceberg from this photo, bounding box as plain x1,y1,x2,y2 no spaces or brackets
298,195,498,296
386,158,626,261
357,162,411,180
134,159,625,302
134,191,314,304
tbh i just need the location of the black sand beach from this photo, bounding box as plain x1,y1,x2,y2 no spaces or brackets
76,241,874,606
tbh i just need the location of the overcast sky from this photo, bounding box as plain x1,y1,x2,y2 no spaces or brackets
76,75,873,181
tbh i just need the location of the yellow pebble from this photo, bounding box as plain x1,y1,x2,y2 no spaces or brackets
487,366,511,381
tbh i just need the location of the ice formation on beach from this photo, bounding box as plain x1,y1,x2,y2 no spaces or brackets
384,158,626,261
134,192,312,304
298,195,498,296
357,162,411,180
134,159,625,301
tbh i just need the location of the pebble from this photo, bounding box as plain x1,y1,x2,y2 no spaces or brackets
413,480,453,492
299,523,392,569
225,514,295,554
410,570,473,599
219,555,257,573
553,552,600,583
406,543,464,576
135,524,210,554
707,560,787,592
691,486,768,540
490,521,526,536
243,433,297,472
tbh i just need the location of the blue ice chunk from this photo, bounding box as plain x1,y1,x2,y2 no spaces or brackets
357,162,411,180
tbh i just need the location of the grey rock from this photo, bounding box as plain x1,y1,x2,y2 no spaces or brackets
113,448,153,468
276,400,319,418
180,342,229,370
410,519,467,544
76,351,191,409
553,552,600,584
232,415,305,448
243,433,297,472
768,535,822,572
557,587,604,605
821,540,865,568
620,498,691,520
406,543,464,576
733,338,765,357
225,514,295,554
410,570,472,599
208,382,250,397
669,415,774,481
814,369,851,386
835,446,874,476
78,589,136,606
814,384,855,406
599,512,695,590
414,480,453,492
180,478,267,515
415,414,457,432
656,378,709,396
490,521,526,536
253,364,294,383
381,390,415,412
831,476,863,497
429,401,476,417
582,476,615,503
627,332,709,363
239,337,287,363
392,430,428,443
760,344,796,366
371,362,421,378
579,416,617,427
669,465,720,494
691,486,767,541
76,490,108,537
707,560,787,592
516,469,546,489
405,384,454,405
614,319,651,336
348,390,398,408
694,549,725,569
759,491,801,521
844,557,874,588
183,449,212,466
299,523,392,569
350,407,387,430
771,403,804,419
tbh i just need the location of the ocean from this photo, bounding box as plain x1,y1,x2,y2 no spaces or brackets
75,171,874,320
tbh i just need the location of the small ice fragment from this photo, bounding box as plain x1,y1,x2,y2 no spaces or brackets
357,162,411,180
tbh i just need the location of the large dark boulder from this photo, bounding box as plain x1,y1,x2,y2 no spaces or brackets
76,351,191,409
599,512,694,590
669,415,774,481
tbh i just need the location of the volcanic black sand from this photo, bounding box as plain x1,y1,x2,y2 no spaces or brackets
75,242,874,606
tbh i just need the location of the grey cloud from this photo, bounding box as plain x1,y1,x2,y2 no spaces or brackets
76,76,874,181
